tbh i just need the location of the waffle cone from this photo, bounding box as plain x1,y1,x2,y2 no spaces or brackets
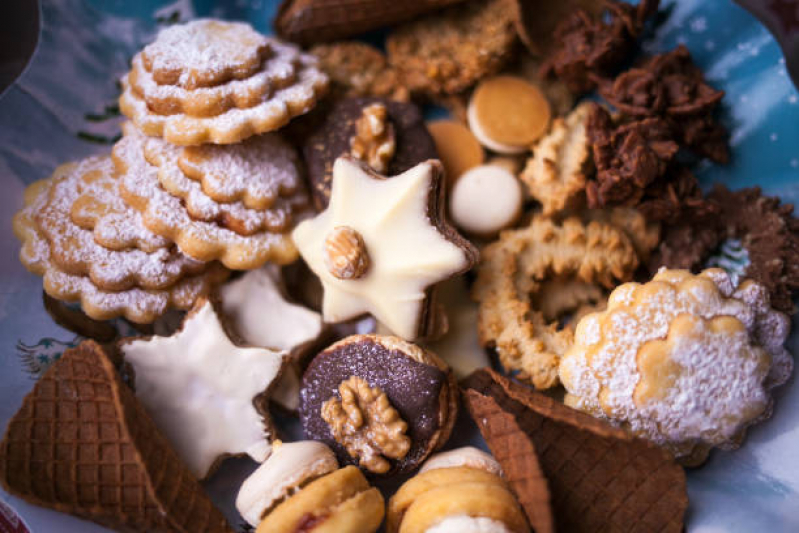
0,340,233,533
462,368,687,533
275,0,467,45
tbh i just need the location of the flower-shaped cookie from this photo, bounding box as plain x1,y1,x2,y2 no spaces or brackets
292,156,478,340
559,268,793,464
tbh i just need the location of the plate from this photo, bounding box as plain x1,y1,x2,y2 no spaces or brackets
0,1,798,532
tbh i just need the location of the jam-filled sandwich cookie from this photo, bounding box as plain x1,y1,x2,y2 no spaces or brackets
236,440,384,533
299,334,458,476
293,156,478,341
388,447,529,533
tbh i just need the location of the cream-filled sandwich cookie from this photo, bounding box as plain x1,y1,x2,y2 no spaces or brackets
420,446,502,477
292,156,478,341
236,440,339,527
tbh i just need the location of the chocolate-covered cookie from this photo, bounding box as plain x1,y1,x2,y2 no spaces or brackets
299,334,458,476
302,97,438,210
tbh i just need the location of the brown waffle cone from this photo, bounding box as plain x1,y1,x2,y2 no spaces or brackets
462,368,688,533
0,340,233,533
275,0,467,45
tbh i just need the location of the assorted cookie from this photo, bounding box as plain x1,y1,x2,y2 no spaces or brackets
7,2,799,532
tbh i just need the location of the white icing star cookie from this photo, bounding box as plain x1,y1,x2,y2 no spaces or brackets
292,156,478,340
120,299,286,478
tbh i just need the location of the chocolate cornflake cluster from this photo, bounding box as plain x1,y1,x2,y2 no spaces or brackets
540,0,659,94
599,45,729,163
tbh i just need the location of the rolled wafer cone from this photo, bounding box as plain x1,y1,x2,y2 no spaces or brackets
462,368,687,533
0,340,233,533
275,0,467,45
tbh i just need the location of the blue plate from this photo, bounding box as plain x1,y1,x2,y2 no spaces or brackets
0,1,798,531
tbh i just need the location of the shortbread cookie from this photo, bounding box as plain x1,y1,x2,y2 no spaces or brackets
256,466,384,533
120,299,286,478
13,178,229,323
143,135,304,236
115,123,298,269
300,335,458,476
141,19,270,89
36,156,205,291
179,132,301,209
293,156,477,340
130,40,299,117
236,440,339,527
120,54,328,146
69,156,169,253
559,268,793,464
386,0,517,96
473,215,640,389
521,102,591,215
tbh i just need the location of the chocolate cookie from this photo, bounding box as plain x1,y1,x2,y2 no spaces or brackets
302,97,437,210
299,334,458,476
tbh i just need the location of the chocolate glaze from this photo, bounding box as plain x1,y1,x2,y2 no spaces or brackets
302,97,438,211
299,337,446,475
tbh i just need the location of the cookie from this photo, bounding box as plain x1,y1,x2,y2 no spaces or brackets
559,268,793,464
143,134,305,236
256,465,384,533
467,75,552,154
293,156,477,340
299,334,458,476
36,156,205,291
120,24,328,146
449,164,523,237
419,446,502,476
473,215,641,389
302,97,437,211
130,39,298,117
521,102,591,215
426,119,484,184
0,341,234,533
179,132,302,210
387,466,529,533
119,298,286,478
236,440,339,527
310,42,409,102
386,0,517,96
115,123,299,269
14,181,228,323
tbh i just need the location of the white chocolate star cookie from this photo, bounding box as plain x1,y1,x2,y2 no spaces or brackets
292,156,478,340
120,299,286,478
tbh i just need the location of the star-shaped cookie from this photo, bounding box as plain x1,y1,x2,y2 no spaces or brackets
292,156,478,340
120,299,286,479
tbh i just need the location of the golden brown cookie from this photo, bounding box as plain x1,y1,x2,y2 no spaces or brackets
427,119,484,184
387,0,517,96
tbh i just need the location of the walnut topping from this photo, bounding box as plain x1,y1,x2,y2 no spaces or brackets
350,103,396,173
321,376,411,474
324,226,370,280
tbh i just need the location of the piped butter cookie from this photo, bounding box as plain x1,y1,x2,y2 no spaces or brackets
292,156,477,340
13,178,229,323
299,334,458,476
115,123,298,269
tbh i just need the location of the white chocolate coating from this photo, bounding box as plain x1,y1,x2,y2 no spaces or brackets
449,165,523,236
236,440,339,527
293,157,471,340
420,447,502,477
426,515,512,533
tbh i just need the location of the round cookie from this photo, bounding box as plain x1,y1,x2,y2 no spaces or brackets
299,334,458,476
427,120,484,184
302,97,438,210
449,165,523,237
468,76,552,154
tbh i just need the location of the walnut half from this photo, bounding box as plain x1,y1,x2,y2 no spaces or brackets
321,375,411,474
350,103,396,174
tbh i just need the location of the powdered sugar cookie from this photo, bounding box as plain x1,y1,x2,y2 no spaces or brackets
129,40,300,118
35,156,205,291
178,132,302,210
120,54,328,146
143,135,305,236
13,178,230,323
141,19,270,89
115,123,298,269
